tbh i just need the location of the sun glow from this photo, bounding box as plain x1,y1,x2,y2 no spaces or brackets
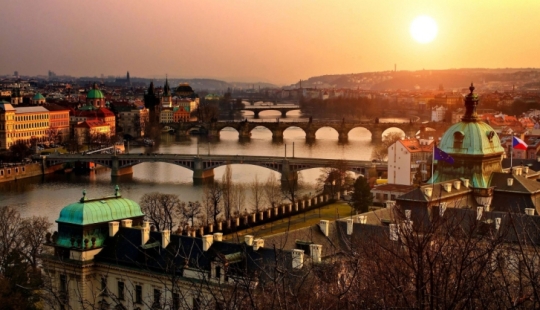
410,16,438,44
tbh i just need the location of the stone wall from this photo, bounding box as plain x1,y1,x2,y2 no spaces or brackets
0,163,43,183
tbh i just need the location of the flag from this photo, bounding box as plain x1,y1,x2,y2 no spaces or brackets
434,147,454,164
513,136,528,150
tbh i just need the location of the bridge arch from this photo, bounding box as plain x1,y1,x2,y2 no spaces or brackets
381,127,407,140
346,127,373,140
314,126,340,140
283,126,306,139
249,125,273,138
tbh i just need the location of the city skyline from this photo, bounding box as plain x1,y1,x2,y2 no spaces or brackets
2,0,540,84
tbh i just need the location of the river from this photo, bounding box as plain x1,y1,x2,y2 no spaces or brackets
0,110,408,222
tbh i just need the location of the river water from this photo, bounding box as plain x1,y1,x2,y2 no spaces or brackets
0,110,407,222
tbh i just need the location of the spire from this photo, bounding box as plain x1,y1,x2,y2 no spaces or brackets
461,83,479,122
148,81,155,95
163,76,171,96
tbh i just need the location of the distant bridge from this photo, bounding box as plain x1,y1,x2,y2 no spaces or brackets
167,120,448,143
38,153,386,184
239,104,301,118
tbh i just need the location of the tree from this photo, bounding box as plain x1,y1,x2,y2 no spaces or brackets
249,175,265,213
350,176,373,213
231,183,246,216
317,160,354,199
264,173,282,210
9,140,34,161
372,131,404,161
222,164,234,219
181,201,203,228
139,192,182,231
202,182,223,224
19,216,52,272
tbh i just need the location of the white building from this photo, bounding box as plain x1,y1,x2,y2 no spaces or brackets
387,138,434,186
431,105,448,122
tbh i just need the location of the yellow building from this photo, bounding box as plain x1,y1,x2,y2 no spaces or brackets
0,103,51,149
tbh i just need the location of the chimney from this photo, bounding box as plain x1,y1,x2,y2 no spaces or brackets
537,156,540,163
358,215,367,224
108,221,120,237
439,203,447,217
513,167,522,176
443,183,452,193
389,224,399,241
245,235,254,246
523,166,529,174
424,187,433,197
495,217,501,230
213,232,223,242
141,221,150,245
453,180,461,190
476,206,484,221
525,208,535,216
346,219,354,235
310,244,322,263
253,239,264,251
405,209,411,220
121,219,132,228
462,179,470,188
385,201,396,209
292,249,304,269
202,235,213,251
319,220,329,237
507,178,514,186
161,230,170,249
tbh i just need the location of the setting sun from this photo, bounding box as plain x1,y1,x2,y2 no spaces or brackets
410,15,438,44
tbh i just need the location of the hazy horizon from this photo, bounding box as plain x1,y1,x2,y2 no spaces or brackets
2,0,540,85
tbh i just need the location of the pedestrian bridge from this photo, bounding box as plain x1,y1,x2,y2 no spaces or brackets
38,153,385,184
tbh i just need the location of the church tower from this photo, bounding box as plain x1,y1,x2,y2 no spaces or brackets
10,85,22,105
161,77,172,107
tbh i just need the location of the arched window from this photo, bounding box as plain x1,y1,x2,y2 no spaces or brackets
453,131,464,149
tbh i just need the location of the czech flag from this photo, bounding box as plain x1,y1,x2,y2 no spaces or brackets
513,136,528,150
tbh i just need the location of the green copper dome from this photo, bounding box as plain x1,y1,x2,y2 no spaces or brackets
33,93,45,100
57,189,144,225
439,121,505,156
87,83,104,99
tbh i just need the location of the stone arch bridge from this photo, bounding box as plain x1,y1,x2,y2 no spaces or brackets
39,154,385,184
239,105,301,118
169,120,447,143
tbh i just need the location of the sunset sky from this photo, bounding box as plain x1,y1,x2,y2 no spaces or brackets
2,0,540,84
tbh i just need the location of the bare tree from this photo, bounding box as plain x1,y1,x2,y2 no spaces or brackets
250,174,265,213
231,183,246,216
317,160,354,199
202,182,223,224
181,201,203,228
0,206,22,272
19,216,52,272
222,164,234,219
264,173,282,210
372,131,404,161
139,192,182,231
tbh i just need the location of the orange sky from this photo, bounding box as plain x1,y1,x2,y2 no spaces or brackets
1,0,540,84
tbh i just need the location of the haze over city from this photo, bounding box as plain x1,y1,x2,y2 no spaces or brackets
2,0,540,84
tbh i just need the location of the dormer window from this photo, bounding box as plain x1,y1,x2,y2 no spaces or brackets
453,131,464,149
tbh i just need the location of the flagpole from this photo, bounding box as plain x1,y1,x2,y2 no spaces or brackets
510,135,513,170
431,142,435,184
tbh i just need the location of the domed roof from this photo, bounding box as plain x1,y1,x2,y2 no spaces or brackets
33,93,45,100
439,84,504,156
57,187,144,225
439,121,505,156
87,83,104,99
176,83,194,94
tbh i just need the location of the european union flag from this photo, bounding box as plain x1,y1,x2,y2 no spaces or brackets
434,147,454,164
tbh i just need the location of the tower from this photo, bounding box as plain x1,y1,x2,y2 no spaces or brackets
10,85,22,105
127,71,130,84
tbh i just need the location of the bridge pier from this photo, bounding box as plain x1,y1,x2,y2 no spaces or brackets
305,130,316,142
281,110,287,118
111,157,134,177
193,158,215,185
280,160,298,187
272,129,284,140
338,131,348,143
253,111,260,118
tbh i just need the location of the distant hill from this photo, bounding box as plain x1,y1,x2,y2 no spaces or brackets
297,68,540,91
147,78,277,92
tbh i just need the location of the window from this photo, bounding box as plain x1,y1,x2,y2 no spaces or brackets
117,281,124,300
215,266,221,280
173,293,180,310
59,274,67,293
101,277,108,296
152,288,161,308
135,285,142,304
193,297,201,310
